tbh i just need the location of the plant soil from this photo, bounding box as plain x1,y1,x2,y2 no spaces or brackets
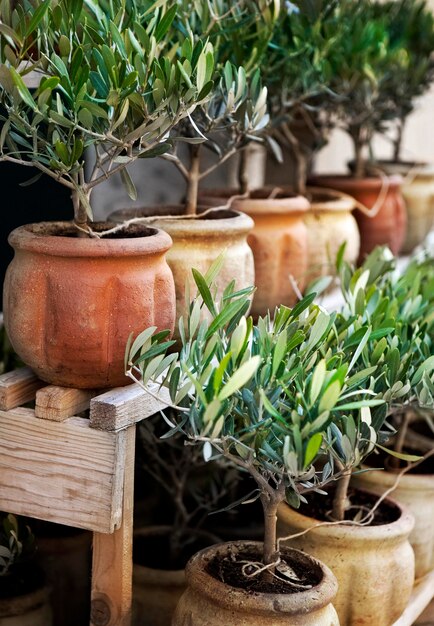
298,486,401,525
134,531,216,571
27,222,158,239
206,544,322,595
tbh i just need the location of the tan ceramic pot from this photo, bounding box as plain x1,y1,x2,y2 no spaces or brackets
277,497,415,626
352,468,434,579
199,188,309,318
110,208,254,334
172,541,340,626
3,222,175,388
309,175,407,262
0,586,52,626
304,187,360,284
375,161,434,253
133,527,219,626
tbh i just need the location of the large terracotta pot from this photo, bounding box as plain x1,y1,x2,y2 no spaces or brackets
110,208,255,334
375,161,434,252
172,541,340,626
199,189,309,319
309,175,407,262
304,187,360,284
0,586,52,626
132,526,219,626
352,467,434,579
3,222,175,388
277,495,415,626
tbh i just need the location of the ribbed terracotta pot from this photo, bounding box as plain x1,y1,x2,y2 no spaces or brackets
0,586,52,626
375,161,434,253
3,222,175,388
133,526,220,626
172,541,340,626
110,208,255,334
304,187,360,284
309,175,407,262
352,467,434,579
200,189,309,318
277,496,415,626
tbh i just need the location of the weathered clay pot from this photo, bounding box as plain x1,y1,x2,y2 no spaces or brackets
375,161,434,253
200,189,309,318
304,187,360,284
3,222,175,388
172,541,340,626
110,208,255,333
309,175,407,262
133,526,220,626
352,467,434,579
277,496,415,626
0,586,52,626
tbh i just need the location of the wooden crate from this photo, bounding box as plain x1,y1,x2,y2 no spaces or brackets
0,367,169,626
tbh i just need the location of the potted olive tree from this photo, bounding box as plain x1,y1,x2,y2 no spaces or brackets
126,271,390,625
348,249,434,580
111,0,278,328
370,0,434,252
0,0,214,388
310,0,408,262
0,513,52,626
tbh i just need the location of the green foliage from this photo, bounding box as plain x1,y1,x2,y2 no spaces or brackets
0,513,35,577
0,0,217,225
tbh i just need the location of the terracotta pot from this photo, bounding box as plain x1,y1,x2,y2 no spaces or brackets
172,541,340,626
277,496,415,626
304,187,360,284
133,526,220,626
200,189,309,318
375,161,434,253
110,208,255,335
35,524,91,626
0,586,52,626
309,175,407,262
3,222,175,388
352,467,434,579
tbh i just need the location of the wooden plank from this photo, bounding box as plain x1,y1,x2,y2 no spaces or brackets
0,367,44,410
35,385,98,422
91,426,135,626
393,570,434,626
0,407,126,533
90,383,170,432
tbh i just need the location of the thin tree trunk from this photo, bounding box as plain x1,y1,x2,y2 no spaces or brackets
281,123,307,196
71,188,89,237
260,495,279,583
353,137,365,179
331,467,351,522
185,145,201,215
393,118,405,163
390,410,411,470
238,148,249,194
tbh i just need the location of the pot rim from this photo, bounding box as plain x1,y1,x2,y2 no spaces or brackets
357,464,434,491
372,160,434,178
199,187,311,215
184,540,338,616
277,490,415,544
309,173,403,191
306,186,356,212
7,221,173,258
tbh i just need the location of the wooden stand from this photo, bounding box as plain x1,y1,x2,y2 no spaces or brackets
0,367,169,626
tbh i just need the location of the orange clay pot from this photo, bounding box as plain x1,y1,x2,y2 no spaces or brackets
200,189,309,319
3,222,175,388
309,175,406,262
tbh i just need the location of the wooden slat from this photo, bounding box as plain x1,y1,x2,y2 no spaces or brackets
0,407,126,533
90,383,170,432
0,367,44,410
91,426,135,626
35,385,98,422
393,570,434,626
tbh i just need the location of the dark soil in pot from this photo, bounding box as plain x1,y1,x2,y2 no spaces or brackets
206,543,323,594
297,485,401,525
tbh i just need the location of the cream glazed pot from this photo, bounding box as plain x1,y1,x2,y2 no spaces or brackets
277,498,415,626
110,208,255,336
172,541,340,626
352,467,434,579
